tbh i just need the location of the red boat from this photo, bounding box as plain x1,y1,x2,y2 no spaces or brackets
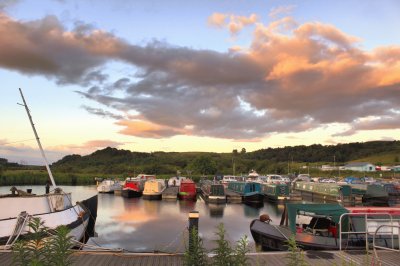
178,179,197,201
122,178,144,198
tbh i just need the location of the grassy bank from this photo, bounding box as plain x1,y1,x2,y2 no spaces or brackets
0,170,207,186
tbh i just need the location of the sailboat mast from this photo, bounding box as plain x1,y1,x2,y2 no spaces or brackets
19,88,57,187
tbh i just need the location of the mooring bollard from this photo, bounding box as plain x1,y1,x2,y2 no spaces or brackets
188,211,199,251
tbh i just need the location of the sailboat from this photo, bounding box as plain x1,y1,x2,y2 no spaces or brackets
0,89,98,248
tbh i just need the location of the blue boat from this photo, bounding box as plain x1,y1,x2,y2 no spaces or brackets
227,181,264,204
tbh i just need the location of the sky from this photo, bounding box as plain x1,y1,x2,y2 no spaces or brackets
1,0,400,164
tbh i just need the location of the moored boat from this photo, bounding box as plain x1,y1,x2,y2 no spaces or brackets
200,180,226,203
122,177,144,198
0,89,98,248
262,183,290,201
142,179,166,200
178,179,197,201
96,179,123,193
250,203,400,251
168,176,187,187
227,181,264,204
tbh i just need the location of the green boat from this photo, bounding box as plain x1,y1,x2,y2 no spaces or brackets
262,183,290,201
293,182,352,202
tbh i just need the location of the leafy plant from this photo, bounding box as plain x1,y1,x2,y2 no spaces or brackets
212,223,235,266
234,235,250,266
183,227,208,266
12,217,74,266
285,235,308,266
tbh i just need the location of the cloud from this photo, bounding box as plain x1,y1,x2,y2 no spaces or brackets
207,12,258,35
1,12,400,141
269,5,296,19
0,0,20,10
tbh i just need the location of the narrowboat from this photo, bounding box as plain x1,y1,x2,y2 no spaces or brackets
96,179,123,193
121,177,144,198
250,203,400,251
262,183,290,201
293,182,353,202
142,179,166,200
178,179,197,201
227,182,264,204
200,180,226,203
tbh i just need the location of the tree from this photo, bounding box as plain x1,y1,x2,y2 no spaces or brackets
189,155,217,175
240,148,246,154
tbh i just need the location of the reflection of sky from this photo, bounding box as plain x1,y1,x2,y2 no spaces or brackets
0,186,286,252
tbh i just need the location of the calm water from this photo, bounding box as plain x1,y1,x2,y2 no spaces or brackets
0,185,286,252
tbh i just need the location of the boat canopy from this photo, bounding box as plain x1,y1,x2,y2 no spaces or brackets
286,203,349,233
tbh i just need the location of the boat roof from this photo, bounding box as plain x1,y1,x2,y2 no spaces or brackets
286,203,348,233
347,207,400,215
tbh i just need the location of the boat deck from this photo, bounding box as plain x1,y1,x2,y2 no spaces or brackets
162,187,179,200
1,250,399,265
225,189,242,203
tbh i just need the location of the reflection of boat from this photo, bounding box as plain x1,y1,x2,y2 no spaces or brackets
178,200,196,213
227,182,264,204
0,89,97,247
97,179,123,193
200,180,226,203
178,179,197,201
243,203,262,217
143,179,166,200
208,203,225,218
122,177,144,198
250,203,400,251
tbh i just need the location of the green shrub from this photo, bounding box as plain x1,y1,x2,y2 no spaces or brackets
12,217,74,266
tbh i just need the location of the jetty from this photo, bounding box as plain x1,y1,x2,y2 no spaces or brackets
1,250,399,265
162,186,179,200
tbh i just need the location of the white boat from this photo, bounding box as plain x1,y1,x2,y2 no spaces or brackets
168,176,187,187
0,89,97,248
96,179,123,193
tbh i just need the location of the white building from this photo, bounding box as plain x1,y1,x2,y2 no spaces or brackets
344,162,376,172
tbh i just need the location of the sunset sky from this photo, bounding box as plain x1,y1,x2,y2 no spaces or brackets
1,0,400,164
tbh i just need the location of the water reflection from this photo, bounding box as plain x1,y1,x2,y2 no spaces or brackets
207,203,225,218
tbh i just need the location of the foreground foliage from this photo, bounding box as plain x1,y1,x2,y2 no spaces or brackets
12,217,74,266
184,223,249,266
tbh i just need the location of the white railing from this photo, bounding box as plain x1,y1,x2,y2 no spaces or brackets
339,212,398,250
372,224,400,266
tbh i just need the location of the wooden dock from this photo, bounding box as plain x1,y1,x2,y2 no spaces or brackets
225,189,242,203
162,186,179,200
2,249,399,265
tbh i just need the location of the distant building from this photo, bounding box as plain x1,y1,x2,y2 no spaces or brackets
344,162,376,172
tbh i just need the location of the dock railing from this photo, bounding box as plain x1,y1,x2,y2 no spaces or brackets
339,212,398,251
372,224,400,265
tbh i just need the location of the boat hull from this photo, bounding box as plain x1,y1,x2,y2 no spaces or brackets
243,193,264,204
142,193,162,200
0,204,90,247
121,189,142,198
250,219,398,251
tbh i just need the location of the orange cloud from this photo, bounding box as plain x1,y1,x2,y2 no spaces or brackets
116,120,190,138
207,13,258,35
